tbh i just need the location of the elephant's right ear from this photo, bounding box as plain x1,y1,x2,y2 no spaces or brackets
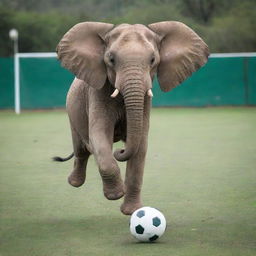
56,22,114,89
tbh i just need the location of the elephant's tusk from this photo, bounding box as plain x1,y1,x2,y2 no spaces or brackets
111,89,119,98
147,89,153,97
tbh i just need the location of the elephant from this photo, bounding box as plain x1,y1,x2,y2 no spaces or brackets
54,21,209,215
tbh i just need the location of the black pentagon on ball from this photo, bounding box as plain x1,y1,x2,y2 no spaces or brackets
136,210,145,218
152,217,161,227
135,224,144,234
149,235,159,242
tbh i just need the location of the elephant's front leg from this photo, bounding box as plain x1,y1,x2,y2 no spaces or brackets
120,135,148,215
89,109,125,200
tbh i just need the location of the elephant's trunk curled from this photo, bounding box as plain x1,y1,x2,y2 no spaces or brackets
114,78,145,162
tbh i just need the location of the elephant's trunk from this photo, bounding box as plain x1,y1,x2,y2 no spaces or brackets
114,70,145,162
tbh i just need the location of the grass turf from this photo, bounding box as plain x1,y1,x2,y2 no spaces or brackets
0,107,256,256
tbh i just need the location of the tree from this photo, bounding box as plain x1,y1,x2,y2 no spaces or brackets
181,0,218,23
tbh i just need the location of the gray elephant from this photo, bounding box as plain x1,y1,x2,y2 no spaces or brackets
54,21,209,215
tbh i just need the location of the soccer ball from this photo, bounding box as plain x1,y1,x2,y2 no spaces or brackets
129,207,167,242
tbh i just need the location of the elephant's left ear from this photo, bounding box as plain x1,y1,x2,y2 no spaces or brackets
57,22,114,89
148,21,209,92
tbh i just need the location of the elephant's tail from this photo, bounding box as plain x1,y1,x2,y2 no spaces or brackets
52,152,74,162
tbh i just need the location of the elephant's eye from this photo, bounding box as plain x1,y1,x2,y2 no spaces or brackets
109,55,115,65
150,56,155,65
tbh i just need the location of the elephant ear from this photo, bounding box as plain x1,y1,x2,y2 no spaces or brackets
56,22,114,89
148,21,209,92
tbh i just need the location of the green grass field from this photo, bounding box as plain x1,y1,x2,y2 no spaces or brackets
1,107,256,256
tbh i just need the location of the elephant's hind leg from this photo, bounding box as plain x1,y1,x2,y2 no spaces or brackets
68,153,90,187
68,126,90,187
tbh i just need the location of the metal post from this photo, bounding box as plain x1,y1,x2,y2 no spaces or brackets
14,42,20,114
9,29,20,114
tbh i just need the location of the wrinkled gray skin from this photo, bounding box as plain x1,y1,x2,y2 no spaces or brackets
56,21,209,215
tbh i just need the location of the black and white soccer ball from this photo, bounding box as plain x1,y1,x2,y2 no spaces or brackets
129,206,167,242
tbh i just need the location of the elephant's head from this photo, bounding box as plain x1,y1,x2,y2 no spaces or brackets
57,21,209,161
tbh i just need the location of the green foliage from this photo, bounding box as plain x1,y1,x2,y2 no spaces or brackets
0,7,15,56
109,1,190,25
206,1,256,52
0,0,256,56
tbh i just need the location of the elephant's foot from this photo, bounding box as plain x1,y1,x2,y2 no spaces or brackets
102,174,125,200
120,200,142,215
68,156,88,187
68,169,86,187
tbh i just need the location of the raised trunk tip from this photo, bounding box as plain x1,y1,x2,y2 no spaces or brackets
114,148,133,162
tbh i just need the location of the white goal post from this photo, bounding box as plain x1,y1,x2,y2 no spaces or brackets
14,52,57,114
13,52,256,114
